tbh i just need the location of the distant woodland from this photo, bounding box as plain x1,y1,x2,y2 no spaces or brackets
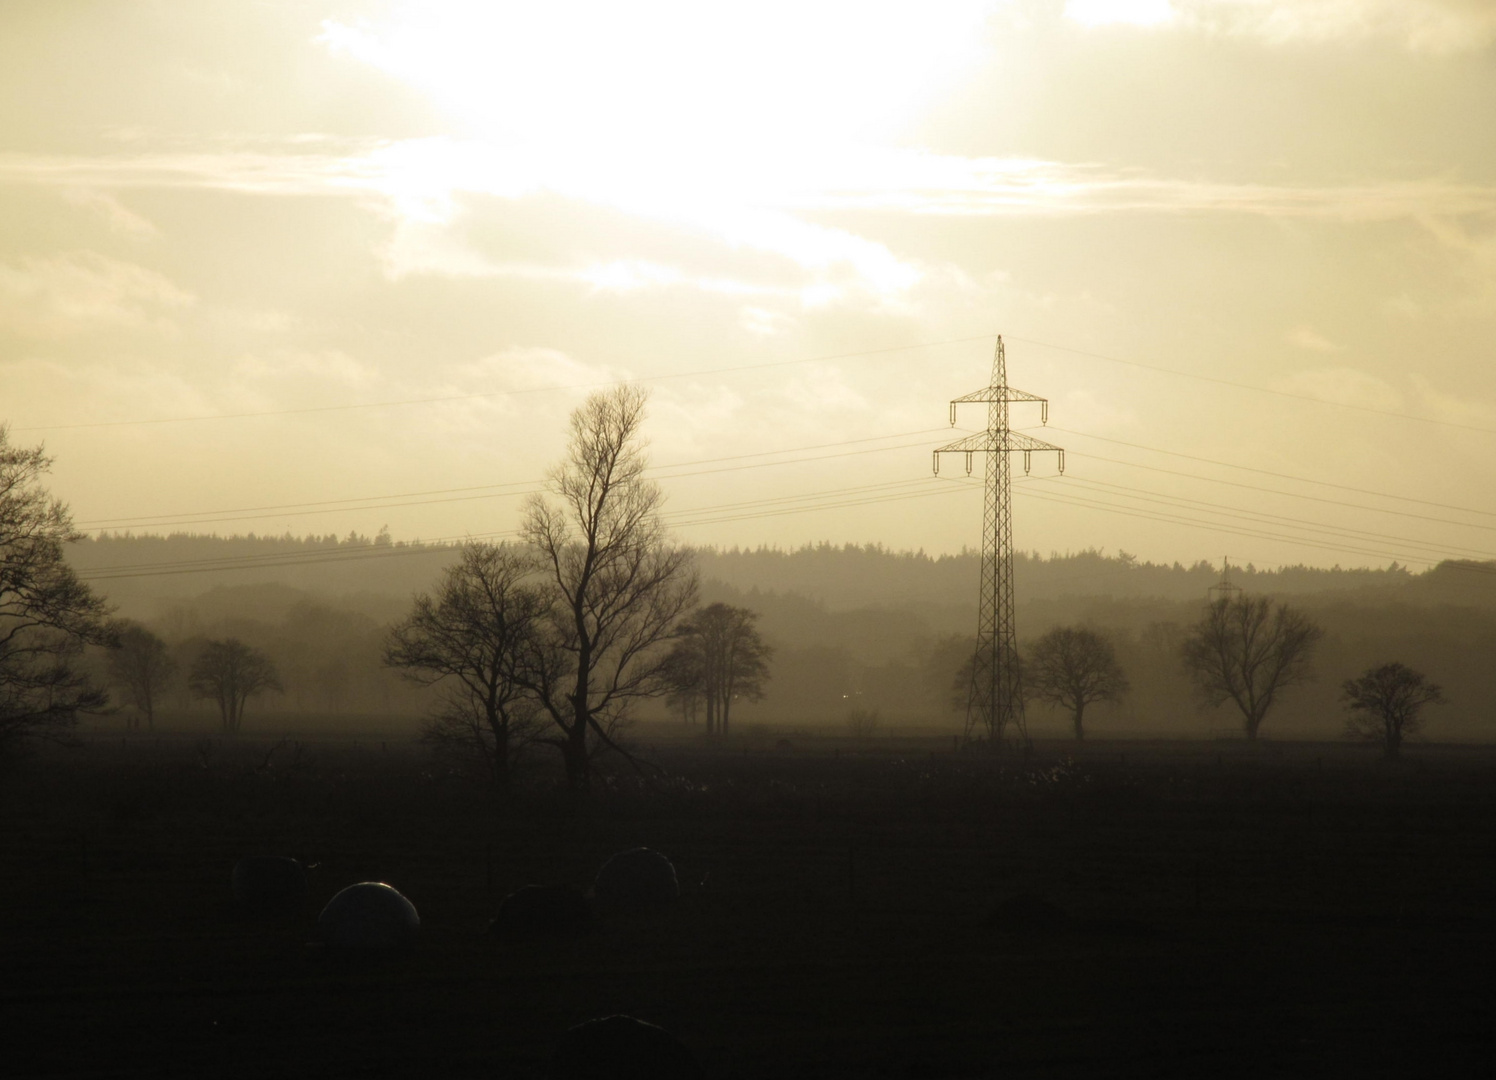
69,533,1496,741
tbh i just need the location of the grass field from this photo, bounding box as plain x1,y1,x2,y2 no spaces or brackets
3,731,1494,1078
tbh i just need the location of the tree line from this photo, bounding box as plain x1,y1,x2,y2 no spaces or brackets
0,410,1478,770
968,595,1443,758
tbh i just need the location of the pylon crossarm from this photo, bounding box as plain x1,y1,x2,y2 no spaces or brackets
934,430,1064,456
949,386,1048,406
948,387,1050,426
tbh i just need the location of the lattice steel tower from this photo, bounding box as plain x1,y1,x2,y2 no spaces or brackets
934,336,1064,747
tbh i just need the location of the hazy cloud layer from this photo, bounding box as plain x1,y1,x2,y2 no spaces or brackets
1067,0,1496,52
0,252,193,338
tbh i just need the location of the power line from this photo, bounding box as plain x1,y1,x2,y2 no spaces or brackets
1008,336,1496,437
1048,426,1496,520
18,336,994,433
76,478,962,579
1013,485,1439,567
75,427,955,530
77,459,1496,583
669,478,971,529
1044,474,1496,563
75,432,1489,578
1058,447,1496,536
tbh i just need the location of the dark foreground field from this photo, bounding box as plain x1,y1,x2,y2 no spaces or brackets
3,733,1495,1078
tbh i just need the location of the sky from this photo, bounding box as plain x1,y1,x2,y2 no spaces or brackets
3,0,1495,571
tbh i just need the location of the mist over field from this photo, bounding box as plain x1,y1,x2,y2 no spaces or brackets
63,532,1496,741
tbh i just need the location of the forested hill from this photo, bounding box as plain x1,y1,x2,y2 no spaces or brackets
69,533,459,619
68,532,1496,618
694,545,1460,609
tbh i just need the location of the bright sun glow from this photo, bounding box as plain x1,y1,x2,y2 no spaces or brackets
319,1,995,302
322,1,992,153
1064,0,1175,28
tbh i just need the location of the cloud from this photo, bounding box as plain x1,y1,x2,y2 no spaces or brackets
741,306,793,336
1170,0,1496,53
782,153,1496,223
9,139,1495,231
1065,0,1176,28
1273,366,1403,411
0,252,193,338
234,348,378,390
3,358,172,420
1287,326,1341,352
455,346,633,395
61,188,158,237
8,139,1496,338
1409,373,1496,430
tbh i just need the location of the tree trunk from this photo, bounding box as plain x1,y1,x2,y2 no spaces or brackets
562,730,589,791
562,705,590,792
489,715,510,792
1072,702,1085,741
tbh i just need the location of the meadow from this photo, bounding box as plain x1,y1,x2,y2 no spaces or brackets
4,729,1494,1078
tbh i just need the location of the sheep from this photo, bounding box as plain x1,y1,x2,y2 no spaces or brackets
549,1015,702,1080
316,882,420,950
591,848,679,915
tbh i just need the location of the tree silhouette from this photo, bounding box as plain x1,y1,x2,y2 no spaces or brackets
107,622,175,730
520,385,697,791
1342,661,1444,758
664,602,772,736
0,425,115,753
1026,626,1129,741
384,542,548,789
188,638,282,733
1180,595,1321,740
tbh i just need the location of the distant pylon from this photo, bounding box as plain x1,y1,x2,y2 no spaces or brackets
934,336,1064,748
1208,556,1243,603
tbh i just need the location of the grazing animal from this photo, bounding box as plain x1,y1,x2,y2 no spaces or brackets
549,1015,702,1080
317,882,420,950
490,884,594,939
231,856,307,913
591,848,679,914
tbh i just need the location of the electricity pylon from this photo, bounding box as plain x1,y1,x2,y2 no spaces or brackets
1208,556,1243,603
934,336,1064,748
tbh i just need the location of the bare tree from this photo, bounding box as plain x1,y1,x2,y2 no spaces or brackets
845,707,879,740
188,639,282,734
664,602,772,736
1342,661,1445,758
1026,626,1129,741
661,643,705,726
107,622,175,730
384,542,548,790
1180,595,1321,740
520,385,697,792
0,425,116,753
